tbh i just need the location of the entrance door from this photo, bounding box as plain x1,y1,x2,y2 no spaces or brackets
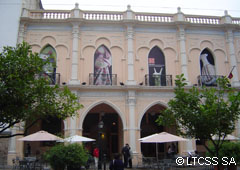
82,104,123,160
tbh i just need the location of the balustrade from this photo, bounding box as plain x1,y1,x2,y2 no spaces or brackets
185,15,220,24
30,10,71,19
89,73,117,86
135,13,173,22
84,12,123,20
145,74,173,86
232,18,240,24
197,75,224,86
26,9,240,26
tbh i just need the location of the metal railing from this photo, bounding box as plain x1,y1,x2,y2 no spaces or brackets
89,73,117,85
197,75,224,86
39,72,60,85
145,74,173,86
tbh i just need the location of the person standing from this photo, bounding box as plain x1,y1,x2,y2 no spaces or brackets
109,153,124,170
121,144,130,168
93,146,99,169
128,147,133,168
26,143,31,157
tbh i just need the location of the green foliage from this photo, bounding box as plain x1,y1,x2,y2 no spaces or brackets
156,74,240,156
44,143,88,170
0,42,83,136
207,142,240,165
43,144,67,170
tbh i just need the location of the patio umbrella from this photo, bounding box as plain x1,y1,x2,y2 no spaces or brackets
18,130,62,141
139,132,187,143
139,132,188,161
57,135,95,143
212,134,239,141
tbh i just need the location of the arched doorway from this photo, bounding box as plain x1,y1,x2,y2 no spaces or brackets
199,48,216,86
148,46,166,86
82,103,123,160
140,104,176,159
93,45,112,85
39,44,57,84
24,116,64,157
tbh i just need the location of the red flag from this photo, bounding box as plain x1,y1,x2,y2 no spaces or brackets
148,58,155,64
228,66,235,79
228,72,233,79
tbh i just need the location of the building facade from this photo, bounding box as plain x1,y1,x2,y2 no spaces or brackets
6,1,240,165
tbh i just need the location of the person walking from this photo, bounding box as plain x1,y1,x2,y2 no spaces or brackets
121,144,130,168
109,153,124,170
93,146,99,169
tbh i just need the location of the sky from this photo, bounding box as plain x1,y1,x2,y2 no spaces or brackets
41,0,240,17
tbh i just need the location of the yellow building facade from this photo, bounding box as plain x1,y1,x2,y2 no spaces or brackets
6,2,240,166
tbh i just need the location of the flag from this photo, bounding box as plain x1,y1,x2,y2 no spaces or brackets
227,66,235,79
148,58,155,64
228,72,233,79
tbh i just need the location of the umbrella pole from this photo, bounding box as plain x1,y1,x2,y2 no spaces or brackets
156,143,158,162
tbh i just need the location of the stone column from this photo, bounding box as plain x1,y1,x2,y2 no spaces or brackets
226,29,240,87
7,126,17,165
17,23,26,44
69,4,81,85
175,8,190,84
69,90,78,136
125,6,136,85
127,91,137,152
177,26,190,84
69,23,80,85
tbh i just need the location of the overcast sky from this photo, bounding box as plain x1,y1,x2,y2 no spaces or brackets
41,0,240,17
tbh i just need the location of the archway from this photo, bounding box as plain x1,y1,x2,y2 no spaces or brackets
39,44,57,84
24,116,64,157
140,104,176,159
148,46,166,86
82,103,123,160
93,45,112,85
199,48,216,86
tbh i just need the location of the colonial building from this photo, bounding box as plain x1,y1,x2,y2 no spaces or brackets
5,0,240,166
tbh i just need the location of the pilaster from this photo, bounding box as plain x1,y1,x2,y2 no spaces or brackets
7,126,17,165
127,90,137,152
125,5,136,85
177,26,190,85
69,22,80,85
17,23,26,44
226,29,240,86
69,91,79,136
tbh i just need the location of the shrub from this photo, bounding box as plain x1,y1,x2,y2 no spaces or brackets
65,143,89,169
44,144,67,170
207,142,240,166
44,143,88,170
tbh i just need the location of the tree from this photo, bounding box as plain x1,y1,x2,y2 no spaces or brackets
156,74,240,159
0,42,83,138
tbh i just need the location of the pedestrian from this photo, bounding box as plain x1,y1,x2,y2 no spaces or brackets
26,143,31,157
121,144,130,168
167,145,172,158
93,146,99,169
109,153,124,170
128,147,133,168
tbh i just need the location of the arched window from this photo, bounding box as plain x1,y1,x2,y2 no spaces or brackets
199,48,216,86
148,46,166,86
93,45,112,85
40,45,57,84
